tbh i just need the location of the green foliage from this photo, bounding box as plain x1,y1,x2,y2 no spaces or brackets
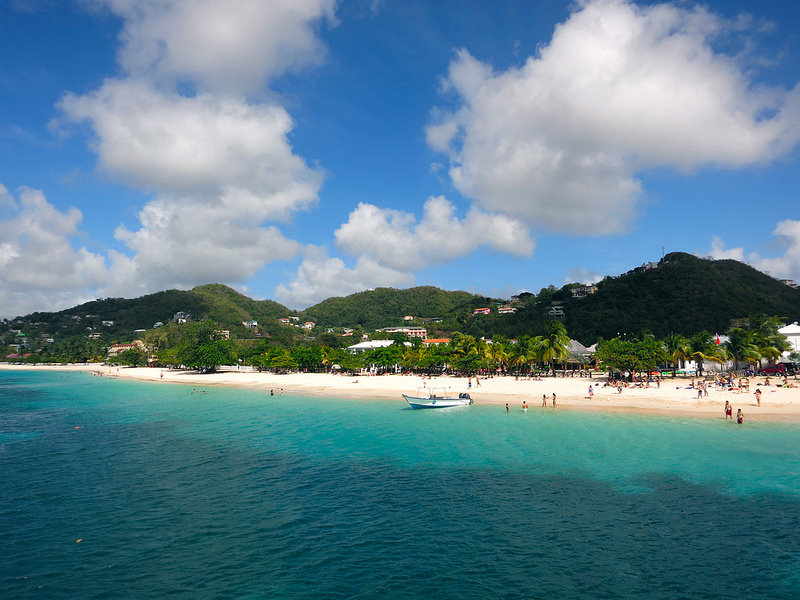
117,346,148,367
595,337,670,374
173,321,236,371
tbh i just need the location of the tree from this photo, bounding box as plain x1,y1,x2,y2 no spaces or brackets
595,337,669,376
174,321,236,372
533,321,571,375
118,345,148,367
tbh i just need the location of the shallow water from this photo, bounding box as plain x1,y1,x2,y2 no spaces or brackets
2,370,799,598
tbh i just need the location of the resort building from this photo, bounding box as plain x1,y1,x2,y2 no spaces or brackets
571,285,598,298
779,322,800,353
422,338,450,346
346,340,396,354
376,326,427,339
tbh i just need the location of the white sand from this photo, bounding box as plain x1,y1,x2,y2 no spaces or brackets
3,363,800,422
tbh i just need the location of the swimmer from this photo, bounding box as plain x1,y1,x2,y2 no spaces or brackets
522,400,528,413
737,408,744,424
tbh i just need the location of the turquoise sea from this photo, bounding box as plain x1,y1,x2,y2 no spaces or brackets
1,370,799,599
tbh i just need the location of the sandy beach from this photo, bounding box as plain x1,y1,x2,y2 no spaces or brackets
3,363,800,422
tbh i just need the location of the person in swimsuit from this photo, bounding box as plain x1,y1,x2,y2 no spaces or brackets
542,394,547,407
552,393,557,408
522,400,528,413
737,409,744,424
754,388,762,406
724,400,732,419
505,403,509,413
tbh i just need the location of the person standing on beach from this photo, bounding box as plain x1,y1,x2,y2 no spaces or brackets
588,385,594,399
724,400,732,419
552,393,557,408
754,388,762,406
737,408,744,424
542,394,547,407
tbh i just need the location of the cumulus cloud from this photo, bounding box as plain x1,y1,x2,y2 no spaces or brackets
98,0,335,93
335,196,533,269
0,184,107,317
428,0,800,234
276,196,534,307
58,80,321,217
274,246,413,309
48,0,331,299
706,235,745,261
565,268,603,286
749,220,800,282
705,222,800,282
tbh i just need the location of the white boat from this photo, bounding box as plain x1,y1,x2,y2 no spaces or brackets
402,388,473,409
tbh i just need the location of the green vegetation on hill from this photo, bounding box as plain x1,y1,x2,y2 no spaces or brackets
2,253,799,365
300,285,497,331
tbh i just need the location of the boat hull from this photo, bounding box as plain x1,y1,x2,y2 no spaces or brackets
402,393,473,409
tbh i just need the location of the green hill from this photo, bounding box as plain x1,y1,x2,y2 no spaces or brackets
300,285,496,331
484,252,800,344
4,253,799,351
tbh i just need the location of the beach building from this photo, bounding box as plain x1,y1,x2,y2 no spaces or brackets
107,343,135,358
347,340,396,354
779,322,800,354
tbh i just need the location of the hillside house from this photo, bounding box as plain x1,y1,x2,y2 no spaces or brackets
473,307,491,315
571,285,598,298
377,326,427,339
498,306,517,314
242,320,258,329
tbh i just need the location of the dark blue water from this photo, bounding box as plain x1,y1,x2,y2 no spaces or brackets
1,370,799,599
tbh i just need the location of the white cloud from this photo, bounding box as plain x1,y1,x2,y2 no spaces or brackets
274,246,413,309
565,268,603,285
98,0,335,94
48,1,331,300
335,196,533,270
428,0,800,235
706,235,745,261
0,184,108,317
705,222,800,283
276,196,534,307
58,80,321,217
748,220,800,282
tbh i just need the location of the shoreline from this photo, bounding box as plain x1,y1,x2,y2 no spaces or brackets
3,363,800,423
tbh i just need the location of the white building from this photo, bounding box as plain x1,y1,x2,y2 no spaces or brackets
779,322,800,354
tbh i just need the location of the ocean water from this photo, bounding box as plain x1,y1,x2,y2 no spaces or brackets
1,370,799,599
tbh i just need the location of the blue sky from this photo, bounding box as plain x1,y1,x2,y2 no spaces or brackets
2,0,800,318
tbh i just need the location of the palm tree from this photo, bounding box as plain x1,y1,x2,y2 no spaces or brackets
688,331,724,376
534,321,571,376
724,328,761,371
662,333,691,375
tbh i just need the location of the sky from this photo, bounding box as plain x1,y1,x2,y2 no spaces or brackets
2,0,800,318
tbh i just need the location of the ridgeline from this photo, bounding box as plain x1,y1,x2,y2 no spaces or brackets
2,253,799,352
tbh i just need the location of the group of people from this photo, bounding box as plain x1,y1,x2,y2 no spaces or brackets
508,394,557,412
724,400,744,423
